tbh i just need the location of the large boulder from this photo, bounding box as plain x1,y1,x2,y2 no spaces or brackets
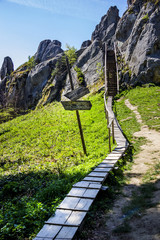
0,56,14,80
116,0,160,86
34,40,63,63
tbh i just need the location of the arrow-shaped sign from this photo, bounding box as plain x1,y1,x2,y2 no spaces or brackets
64,86,90,101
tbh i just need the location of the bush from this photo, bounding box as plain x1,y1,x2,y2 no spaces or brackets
27,56,36,71
74,66,85,86
64,44,77,66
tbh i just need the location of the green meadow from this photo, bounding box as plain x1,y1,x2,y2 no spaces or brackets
0,85,160,239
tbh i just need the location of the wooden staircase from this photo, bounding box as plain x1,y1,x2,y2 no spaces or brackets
105,48,118,97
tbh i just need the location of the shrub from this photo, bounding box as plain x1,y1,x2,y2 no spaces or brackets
64,44,77,66
142,13,149,22
74,66,85,86
27,56,36,71
96,62,104,82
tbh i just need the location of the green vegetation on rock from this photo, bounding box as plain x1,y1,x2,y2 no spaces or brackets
74,66,85,86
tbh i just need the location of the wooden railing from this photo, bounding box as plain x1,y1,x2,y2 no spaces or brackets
104,94,115,152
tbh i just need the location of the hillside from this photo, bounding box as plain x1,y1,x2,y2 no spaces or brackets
0,86,160,239
0,0,160,239
0,90,111,240
78,85,160,240
1,0,160,110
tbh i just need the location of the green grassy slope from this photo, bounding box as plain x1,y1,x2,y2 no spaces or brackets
125,86,160,131
0,91,111,240
0,86,159,239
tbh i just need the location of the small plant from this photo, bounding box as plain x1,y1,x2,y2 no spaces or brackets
142,13,149,22
27,56,36,71
64,44,77,66
74,66,85,86
128,7,134,14
96,62,104,83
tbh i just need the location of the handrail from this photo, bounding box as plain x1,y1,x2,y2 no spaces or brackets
104,94,114,128
104,93,115,152
114,42,119,94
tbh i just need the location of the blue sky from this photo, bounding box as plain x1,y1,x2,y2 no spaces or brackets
0,0,127,70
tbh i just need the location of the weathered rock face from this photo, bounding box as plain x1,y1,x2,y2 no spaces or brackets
5,53,67,109
127,0,134,7
0,56,14,80
63,40,104,95
92,6,120,48
3,2,160,109
81,40,92,49
25,53,66,108
34,40,63,63
63,6,120,95
116,0,160,86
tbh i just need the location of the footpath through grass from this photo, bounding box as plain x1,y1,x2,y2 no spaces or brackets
0,91,110,240
77,85,160,239
120,85,160,131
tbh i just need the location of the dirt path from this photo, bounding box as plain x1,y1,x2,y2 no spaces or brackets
85,99,160,240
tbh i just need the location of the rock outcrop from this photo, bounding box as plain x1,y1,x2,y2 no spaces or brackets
64,39,104,95
116,0,160,86
0,56,14,80
1,1,160,110
1,40,67,109
81,40,92,49
34,40,63,63
63,6,120,95
127,0,134,7
92,6,120,48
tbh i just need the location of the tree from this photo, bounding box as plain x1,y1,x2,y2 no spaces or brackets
64,44,77,66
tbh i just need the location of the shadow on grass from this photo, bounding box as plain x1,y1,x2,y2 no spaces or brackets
75,148,160,239
0,168,87,240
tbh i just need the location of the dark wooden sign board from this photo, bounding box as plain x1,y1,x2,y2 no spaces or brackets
61,101,92,111
64,87,90,101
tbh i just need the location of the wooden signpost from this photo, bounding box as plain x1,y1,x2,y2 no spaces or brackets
61,56,92,155
61,100,92,111
64,86,90,101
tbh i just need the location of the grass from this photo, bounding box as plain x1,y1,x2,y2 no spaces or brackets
125,86,160,131
77,85,160,239
0,91,111,240
1,85,159,239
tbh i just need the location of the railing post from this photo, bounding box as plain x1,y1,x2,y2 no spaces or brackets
105,43,107,95
114,42,119,95
108,128,111,153
112,120,115,144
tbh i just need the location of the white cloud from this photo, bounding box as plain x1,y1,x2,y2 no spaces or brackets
7,0,110,21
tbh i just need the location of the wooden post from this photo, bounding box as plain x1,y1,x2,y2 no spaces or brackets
114,42,119,95
108,128,111,153
65,56,87,155
66,56,74,91
112,120,115,144
76,110,87,155
105,43,107,95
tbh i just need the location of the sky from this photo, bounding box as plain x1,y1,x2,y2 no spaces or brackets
0,0,128,70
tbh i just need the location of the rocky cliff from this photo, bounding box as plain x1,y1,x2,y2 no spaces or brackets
0,1,160,109
0,41,66,109
116,0,160,87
